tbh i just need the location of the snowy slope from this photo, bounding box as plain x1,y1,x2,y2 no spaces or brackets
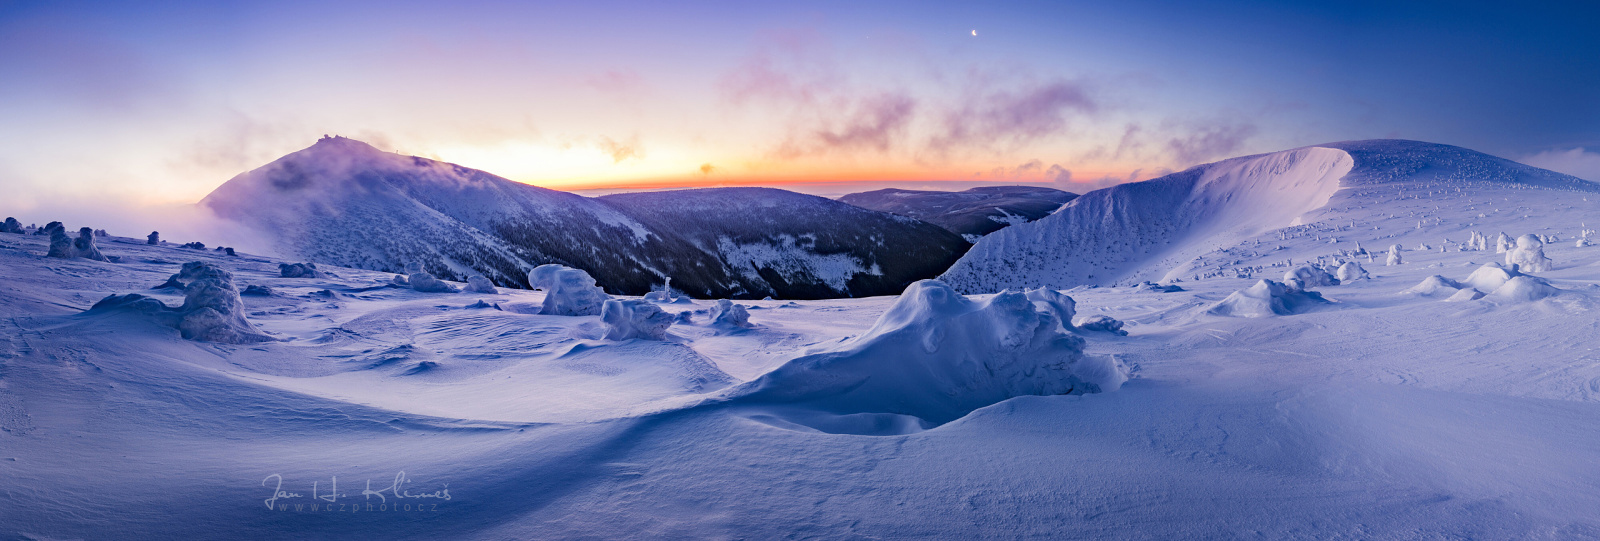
941,140,1600,292
599,188,969,299
839,185,1078,240
204,137,964,299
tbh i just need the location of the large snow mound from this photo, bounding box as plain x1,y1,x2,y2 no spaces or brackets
1207,279,1333,318
941,146,1353,292
601,299,674,340
726,280,1128,425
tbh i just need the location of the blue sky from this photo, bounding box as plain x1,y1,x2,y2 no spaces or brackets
2,0,1597,210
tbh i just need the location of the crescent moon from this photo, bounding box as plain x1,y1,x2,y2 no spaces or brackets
971,30,977,36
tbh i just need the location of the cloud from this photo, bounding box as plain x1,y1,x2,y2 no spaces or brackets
1519,147,1600,182
595,135,644,163
931,80,1097,153
699,163,716,175
778,93,916,158
1164,119,1258,166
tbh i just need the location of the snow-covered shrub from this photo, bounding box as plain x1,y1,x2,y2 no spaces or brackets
45,224,107,261
529,264,608,316
1505,234,1553,272
1024,287,1076,331
601,299,674,340
390,274,410,286
1,217,22,234
1208,279,1332,317
278,262,322,278
710,299,752,328
1075,315,1127,336
727,280,1127,425
465,275,498,294
1284,264,1339,289
1386,244,1404,266
91,262,274,344
1495,232,1512,253
409,271,459,293
146,231,159,245
1335,261,1368,282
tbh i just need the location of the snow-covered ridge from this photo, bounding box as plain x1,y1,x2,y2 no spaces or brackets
940,140,1600,293
202,137,966,299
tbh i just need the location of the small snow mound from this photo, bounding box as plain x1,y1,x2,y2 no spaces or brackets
241,285,275,297
1505,234,1554,272
1335,261,1368,282
464,275,498,294
278,262,322,278
1075,315,1128,336
1284,264,1339,289
709,299,752,328
1462,262,1520,292
1024,287,1076,331
529,264,609,316
1401,275,1464,297
1207,279,1332,317
729,280,1126,425
601,299,673,340
1137,281,1185,292
1487,275,1560,302
1444,288,1485,302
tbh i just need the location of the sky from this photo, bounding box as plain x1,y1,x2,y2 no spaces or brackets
2,0,1598,216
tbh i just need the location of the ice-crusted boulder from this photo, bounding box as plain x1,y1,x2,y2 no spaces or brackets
1402,275,1465,297
464,275,498,294
1505,234,1554,272
529,264,608,316
89,262,273,344
727,280,1128,425
1335,261,1369,282
600,299,674,340
1208,279,1332,317
1,217,21,234
709,299,752,327
1283,264,1339,289
278,262,322,278
390,274,410,286
409,272,459,293
1136,281,1184,293
1024,287,1076,331
1386,244,1404,266
1075,315,1127,336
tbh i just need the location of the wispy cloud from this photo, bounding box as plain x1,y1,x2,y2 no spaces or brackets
1519,147,1600,182
595,135,645,163
930,80,1097,154
1164,119,1258,166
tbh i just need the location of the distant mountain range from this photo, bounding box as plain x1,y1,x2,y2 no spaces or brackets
838,186,1078,241
202,136,969,299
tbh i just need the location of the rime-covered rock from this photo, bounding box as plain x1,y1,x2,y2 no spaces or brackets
1284,264,1339,289
709,299,752,328
279,262,322,278
73,228,107,261
147,231,160,245
465,275,498,294
1335,261,1368,282
529,264,608,316
1,217,22,234
1075,315,1128,336
409,270,460,293
1024,287,1076,331
601,299,674,340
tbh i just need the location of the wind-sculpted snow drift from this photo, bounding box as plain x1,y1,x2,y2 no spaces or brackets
725,280,1128,426
1208,279,1332,317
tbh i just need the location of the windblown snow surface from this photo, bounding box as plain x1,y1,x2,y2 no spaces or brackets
5,139,1600,538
